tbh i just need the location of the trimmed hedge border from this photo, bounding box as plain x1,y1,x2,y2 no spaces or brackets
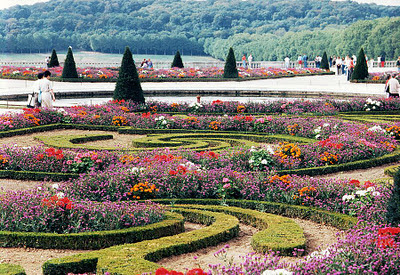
154,199,357,230
384,164,399,177
0,264,26,275
42,200,355,275
0,212,184,250
42,208,240,275
279,148,400,176
172,204,305,255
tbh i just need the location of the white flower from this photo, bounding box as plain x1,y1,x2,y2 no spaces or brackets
372,191,381,197
323,123,330,128
56,192,65,198
365,108,371,112
22,146,32,150
261,159,268,164
366,98,372,104
249,159,254,164
57,108,66,114
372,106,376,110
131,167,140,174
162,120,167,125
315,134,321,139
355,190,368,197
367,187,375,192
308,248,331,259
313,127,321,134
37,186,42,191
52,183,59,190
342,194,355,201
265,145,274,155
368,125,385,133
250,146,257,152
263,269,293,275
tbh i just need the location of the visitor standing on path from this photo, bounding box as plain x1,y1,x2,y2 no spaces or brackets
347,57,354,81
284,56,290,68
38,70,55,109
242,54,247,68
302,54,308,68
297,55,302,68
32,72,44,108
248,54,253,68
385,74,400,98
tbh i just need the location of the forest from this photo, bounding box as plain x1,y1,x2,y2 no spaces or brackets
0,0,399,59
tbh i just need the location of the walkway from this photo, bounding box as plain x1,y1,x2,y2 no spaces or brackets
0,74,388,100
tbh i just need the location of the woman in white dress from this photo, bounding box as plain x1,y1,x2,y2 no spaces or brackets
38,70,55,109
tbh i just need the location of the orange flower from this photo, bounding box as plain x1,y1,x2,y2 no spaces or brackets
112,116,128,126
209,121,221,130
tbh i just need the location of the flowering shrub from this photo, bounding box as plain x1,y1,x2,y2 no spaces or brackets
0,189,165,233
128,181,158,200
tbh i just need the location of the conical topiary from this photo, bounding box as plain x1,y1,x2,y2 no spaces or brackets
113,46,145,103
223,47,238,78
62,47,78,78
320,51,329,70
49,49,60,67
387,169,400,226
352,48,369,80
171,50,184,68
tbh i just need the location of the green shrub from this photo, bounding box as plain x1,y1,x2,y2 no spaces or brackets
320,51,329,70
0,264,26,275
0,212,184,250
223,47,238,78
43,209,239,274
171,50,184,68
61,47,78,79
49,49,60,68
114,46,145,103
352,47,368,80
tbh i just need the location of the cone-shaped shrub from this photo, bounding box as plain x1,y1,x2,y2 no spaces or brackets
387,169,400,226
171,51,184,68
61,47,78,78
114,46,145,103
223,47,238,78
320,51,329,70
352,48,368,80
49,49,60,67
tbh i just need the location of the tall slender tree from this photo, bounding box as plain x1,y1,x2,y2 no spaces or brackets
171,50,184,68
114,46,145,103
223,47,238,78
320,51,329,70
49,49,60,67
352,47,369,80
62,47,78,78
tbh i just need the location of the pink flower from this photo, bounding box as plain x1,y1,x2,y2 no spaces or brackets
223,183,231,189
66,160,73,165
222,178,229,183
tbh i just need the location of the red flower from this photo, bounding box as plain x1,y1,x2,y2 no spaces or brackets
364,181,375,189
349,179,360,187
45,148,56,157
187,269,207,275
56,153,64,160
36,153,44,161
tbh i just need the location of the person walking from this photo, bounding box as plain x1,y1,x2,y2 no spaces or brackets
336,56,342,75
381,55,385,68
241,54,247,68
32,72,44,108
297,55,302,68
347,57,354,81
385,74,400,98
38,70,55,109
248,54,253,68
284,56,290,68
302,54,308,68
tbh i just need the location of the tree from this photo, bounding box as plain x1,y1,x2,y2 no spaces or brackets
62,46,78,78
320,51,329,70
113,46,145,103
351,47,368,80
223,47,238,78
171,50,184,68
49,49,60,67
387,169,400,226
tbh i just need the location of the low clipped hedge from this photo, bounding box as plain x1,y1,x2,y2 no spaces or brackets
0,212,184,250
154,199,357,230
0,169,78,182
42,208,239,275
0,264,26,275
172,204,305,255
278,148,400,177
384,164,400,177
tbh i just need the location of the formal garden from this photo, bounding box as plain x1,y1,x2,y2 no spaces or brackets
0,47,400,275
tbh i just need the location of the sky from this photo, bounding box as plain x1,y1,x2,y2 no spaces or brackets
0,0,50,10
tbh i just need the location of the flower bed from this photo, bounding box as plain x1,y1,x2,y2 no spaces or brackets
351,72,400,83
0,66,330,81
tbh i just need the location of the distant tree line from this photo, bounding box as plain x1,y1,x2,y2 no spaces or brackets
0,0,399,59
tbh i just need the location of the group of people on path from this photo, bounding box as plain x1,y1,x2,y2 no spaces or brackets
140,59,153,69
29,71,55,109
241,54,253,68
329,55,356,81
